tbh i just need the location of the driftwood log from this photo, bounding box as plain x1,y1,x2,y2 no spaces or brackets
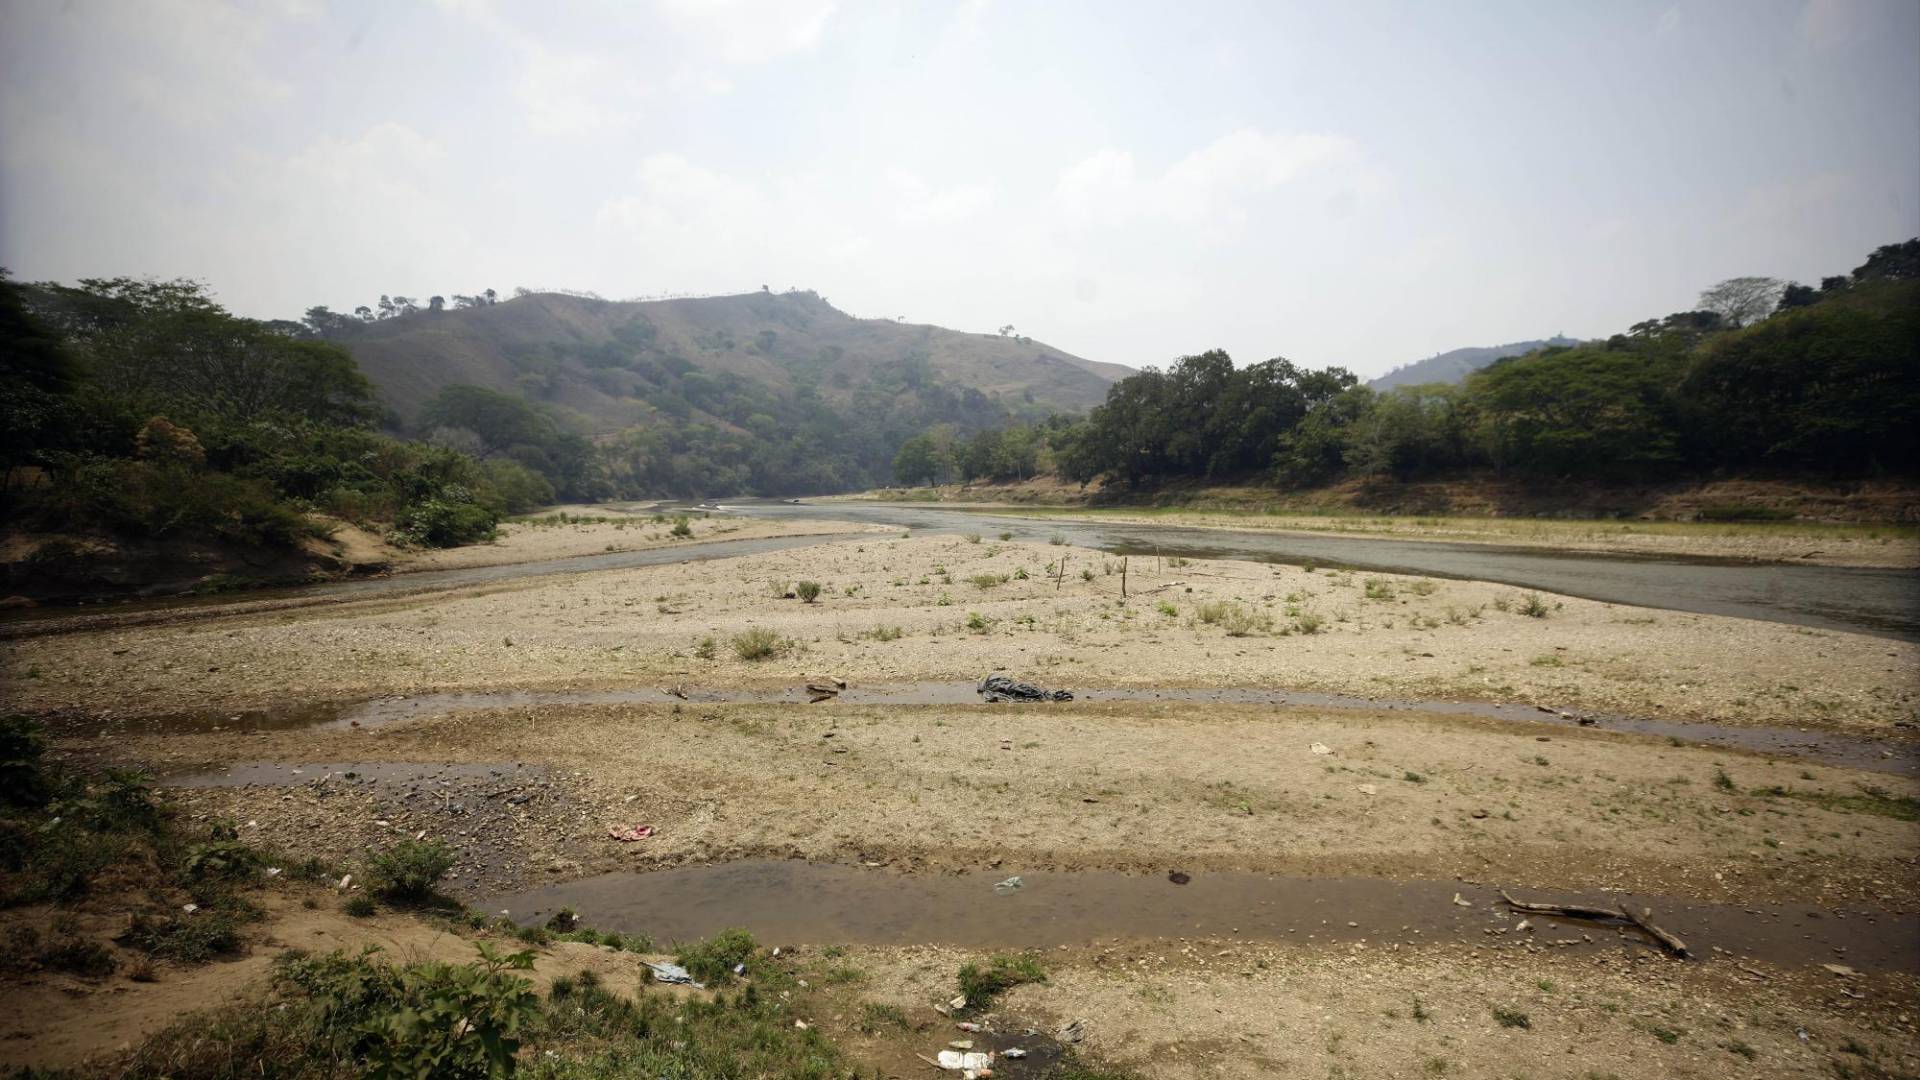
1499,889,1690,958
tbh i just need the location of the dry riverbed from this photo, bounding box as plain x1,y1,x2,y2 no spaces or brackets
7,523,1918,1076
10,534,1913,732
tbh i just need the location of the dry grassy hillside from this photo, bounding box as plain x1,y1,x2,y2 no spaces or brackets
337,290,1123,432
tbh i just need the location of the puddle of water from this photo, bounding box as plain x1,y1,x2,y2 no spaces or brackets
486,860,1919,973
80,682,1918,776
161,760,545,788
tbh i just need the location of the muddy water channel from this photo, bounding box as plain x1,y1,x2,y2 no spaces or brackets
716,501,1920,640
90,682,1919,776
485,859,1919,973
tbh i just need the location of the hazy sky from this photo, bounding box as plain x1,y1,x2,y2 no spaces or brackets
4,0,1916,377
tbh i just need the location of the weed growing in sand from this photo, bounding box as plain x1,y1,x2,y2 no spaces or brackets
1530,654,1563,667
767,579,789,598
731,628,786,661
670,516,693,538
1157,601,1178,617
1294,611,1326,634
999,531,1014,541
343,895,376,917
1049,535,1066,545
1493,1007,1531,1029
366,839,455,903
963,533,982,544
956,953,1046,1011
677,927,759,985
694,636,718,660
969,573,1010,589
860,625,904,642
966,611,997,633
1364,578,1395,600
796,580,822,603
1492,596,1512,613
1518,593,1552,617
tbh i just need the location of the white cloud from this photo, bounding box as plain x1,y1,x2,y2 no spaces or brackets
657,0,838,65
886,169,994,226
1054,130,1375,231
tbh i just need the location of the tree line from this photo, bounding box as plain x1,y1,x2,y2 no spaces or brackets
2,275,548,557
920,239,1917,491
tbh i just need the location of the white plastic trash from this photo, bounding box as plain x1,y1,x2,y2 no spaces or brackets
937,1050,993,1070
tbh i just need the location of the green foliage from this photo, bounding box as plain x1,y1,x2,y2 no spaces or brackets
264,944,539,1079
123,908,250,963
955,953,1046,1010
365,840,456,903
0,715,51,808
669,515,693,538
795,580,822,602
675,928,758,985
3,276,520,572
1024,239,1918,491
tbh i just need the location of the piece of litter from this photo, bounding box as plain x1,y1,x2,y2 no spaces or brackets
1823,964,1859,977
181,903,198,914
794,1020,809,1030
264,867,282,878
950,995,969,1010
1452,892,1472,907
1310,743,1333,755
956,1022,982,1032
1056,1018,1086,1044
642,961,701,987
733,963,746,975
1003,1048,1027,1058
949,1040,974,1049
607,824,655,842
936,1050,993,1071
337,874,353,891
1357,784,1377,795
993,875,1023,894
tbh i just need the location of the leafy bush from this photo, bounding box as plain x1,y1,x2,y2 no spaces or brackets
270,943,538,1078
795,580,822,603
0,715,50,808
365,839,455,903
1518,593,1551,618
670,515,693,538
394,491,498,548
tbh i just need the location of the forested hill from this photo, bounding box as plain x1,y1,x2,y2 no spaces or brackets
319,289,1123,435
1369,336,1580,390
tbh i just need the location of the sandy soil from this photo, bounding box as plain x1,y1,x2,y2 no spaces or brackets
9,535,1912,733
392,506,884,572
94,698,1920,908
854,941,1919,1080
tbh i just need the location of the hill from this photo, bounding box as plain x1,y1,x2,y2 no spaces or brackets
1368,335,1579,389
309,289,1127,497
333,289,1122,434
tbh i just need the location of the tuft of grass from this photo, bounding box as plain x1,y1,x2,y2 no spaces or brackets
1294,611,1325,634
365,839,455,903
998,532,1014,541
968,573,1010,589
956,953,1046,1011
693,636,717,660
676,928,758,985
962,533,982,544
730,628,785,661
1492,1007,1531,1029
859,625,904,642
343,895,376,918
1518,593,1551,618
